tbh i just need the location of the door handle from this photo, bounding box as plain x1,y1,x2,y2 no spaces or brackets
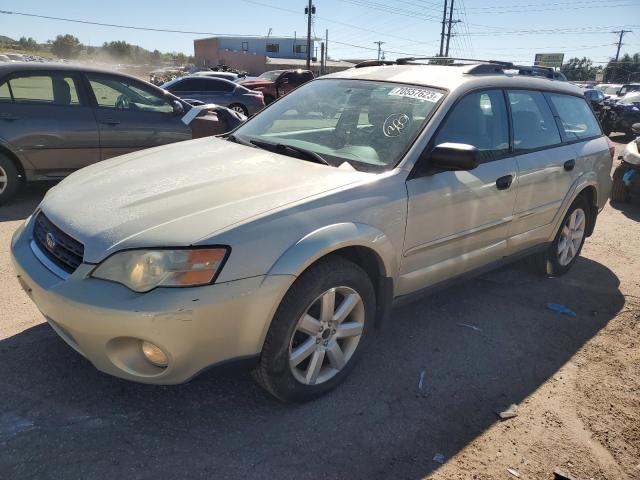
564,159,576,171
101,119,121,126
496,174,513,190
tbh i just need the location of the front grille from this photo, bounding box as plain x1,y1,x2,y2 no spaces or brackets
33,213,84,273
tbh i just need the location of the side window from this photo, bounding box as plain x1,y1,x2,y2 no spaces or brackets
546,93,601,140
169,79,199,92
87,74,173,114
508,90,561,152
0,81,11,102
208,79,234,92
434,89,509,163
6,75,80,106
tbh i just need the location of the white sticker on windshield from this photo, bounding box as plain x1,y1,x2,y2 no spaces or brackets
388,87,443,103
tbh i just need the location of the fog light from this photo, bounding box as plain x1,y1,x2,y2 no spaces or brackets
141,341,168,367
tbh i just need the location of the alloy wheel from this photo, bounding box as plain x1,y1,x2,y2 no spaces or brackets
0,166,7,195
557,207,586,266
288,286,365,386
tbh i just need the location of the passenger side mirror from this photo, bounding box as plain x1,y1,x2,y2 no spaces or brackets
430,143,479,171
632,123,640,135
172,100,184,116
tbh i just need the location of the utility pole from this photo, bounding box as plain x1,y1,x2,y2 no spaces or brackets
305,0,315,70
609,29,631,82
444,0,456,57
320,42,325,75
439,0,448,57
325,29,329,64
374,41,386,61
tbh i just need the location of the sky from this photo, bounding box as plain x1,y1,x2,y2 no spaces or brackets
1,0,639,65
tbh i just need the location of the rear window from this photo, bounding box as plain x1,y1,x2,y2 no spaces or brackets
1,75,80,105
547,93,601,140
508,90,562,152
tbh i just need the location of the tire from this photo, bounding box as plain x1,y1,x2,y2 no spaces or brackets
0,154,21,206
530,195,590,277
610,164,630,203
253,256,376,402
228,103,248,116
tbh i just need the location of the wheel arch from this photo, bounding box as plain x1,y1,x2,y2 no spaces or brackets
267,222,397,326
0,142,26,181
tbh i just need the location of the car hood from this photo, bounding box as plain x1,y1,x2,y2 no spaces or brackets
40,137,371,263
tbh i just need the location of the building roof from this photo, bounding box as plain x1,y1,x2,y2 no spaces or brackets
195,35,322,42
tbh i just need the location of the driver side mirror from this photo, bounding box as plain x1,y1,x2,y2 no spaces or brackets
632,123,640,136
430,143,479,171
171,100,184,116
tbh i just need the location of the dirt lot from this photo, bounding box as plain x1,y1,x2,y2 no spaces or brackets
0,136,638,480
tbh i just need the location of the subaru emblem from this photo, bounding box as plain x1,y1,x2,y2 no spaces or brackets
45,232,57,251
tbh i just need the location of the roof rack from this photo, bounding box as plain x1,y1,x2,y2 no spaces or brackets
353,56,566,80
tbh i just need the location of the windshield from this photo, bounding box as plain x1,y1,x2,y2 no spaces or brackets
621,91,640,104
258,71,282,81
604,86,621,95
233,79,444,172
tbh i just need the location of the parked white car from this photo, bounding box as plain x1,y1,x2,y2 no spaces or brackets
12,59,613,401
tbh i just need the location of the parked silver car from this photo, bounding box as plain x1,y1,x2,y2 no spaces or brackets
11,59,613,401
162,76,265,116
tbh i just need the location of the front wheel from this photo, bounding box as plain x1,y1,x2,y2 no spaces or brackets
254,257,375,402
530,195,590,277
228,103,248,116
0,154,21,205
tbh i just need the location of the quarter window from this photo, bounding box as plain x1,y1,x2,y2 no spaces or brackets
508,90,561,152
547,93,601,140
433,89,509,163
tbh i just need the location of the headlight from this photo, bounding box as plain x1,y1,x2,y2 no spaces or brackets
91,248,229,292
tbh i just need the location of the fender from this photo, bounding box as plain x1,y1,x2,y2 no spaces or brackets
268,222,398,280
0,136,31,178
547,172,600,242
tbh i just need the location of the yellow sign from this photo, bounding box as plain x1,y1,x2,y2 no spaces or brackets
534,53,564,68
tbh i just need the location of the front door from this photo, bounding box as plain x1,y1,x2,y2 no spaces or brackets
0,71,100,177
400,89,518,295
85,73,191,160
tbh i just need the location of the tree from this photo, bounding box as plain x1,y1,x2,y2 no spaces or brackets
150,49,162,64
604,53,640,83
560,57,597,81
102,40,132,58
50,34,82,58
18,36,38,51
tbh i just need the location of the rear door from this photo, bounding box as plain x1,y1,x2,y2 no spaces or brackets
401,89,518,294
0,71,100,177
85,73,191,160
506,90,577,249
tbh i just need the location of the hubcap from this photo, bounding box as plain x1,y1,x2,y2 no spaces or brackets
0,166,7,194
557,208,586,266
288,286,365,386
231,105,244,113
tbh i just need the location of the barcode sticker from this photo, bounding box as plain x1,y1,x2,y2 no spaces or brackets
388,87,443,102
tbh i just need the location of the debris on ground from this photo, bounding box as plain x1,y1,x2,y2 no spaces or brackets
418,370,426,390
553,468,583,480
496,403,519,420
433,453,445,464
507,467,520,477
457,323,482,331
547,303,577,317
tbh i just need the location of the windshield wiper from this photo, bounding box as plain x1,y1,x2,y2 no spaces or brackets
226,133,254,147
249,139,331,166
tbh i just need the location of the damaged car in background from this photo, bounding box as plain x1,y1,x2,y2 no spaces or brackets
0,63,245,204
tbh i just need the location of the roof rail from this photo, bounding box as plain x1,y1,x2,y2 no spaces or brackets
396,56,514,68
354,60,397,68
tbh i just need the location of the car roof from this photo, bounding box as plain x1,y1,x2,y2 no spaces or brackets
179,75,237,85
0,62,144,83
323,63,582,96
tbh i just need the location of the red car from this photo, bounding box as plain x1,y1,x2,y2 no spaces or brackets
240,69,314,104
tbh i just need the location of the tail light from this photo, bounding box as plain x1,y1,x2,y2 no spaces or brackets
605,136,616,161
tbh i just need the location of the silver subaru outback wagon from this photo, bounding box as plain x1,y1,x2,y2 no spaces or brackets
11,60,613,401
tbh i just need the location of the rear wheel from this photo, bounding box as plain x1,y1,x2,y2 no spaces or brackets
611,164,630,203
530,195,590,277
228,103,248,116
0,154,20,205
253,257,375,402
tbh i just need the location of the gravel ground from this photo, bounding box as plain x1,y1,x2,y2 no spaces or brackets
0,136,638,480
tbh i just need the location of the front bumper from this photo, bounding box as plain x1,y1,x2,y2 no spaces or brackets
10,221,293,384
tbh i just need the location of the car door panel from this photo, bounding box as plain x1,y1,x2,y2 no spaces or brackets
0,73,100,176
399,89,517,295
86,73,191,160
